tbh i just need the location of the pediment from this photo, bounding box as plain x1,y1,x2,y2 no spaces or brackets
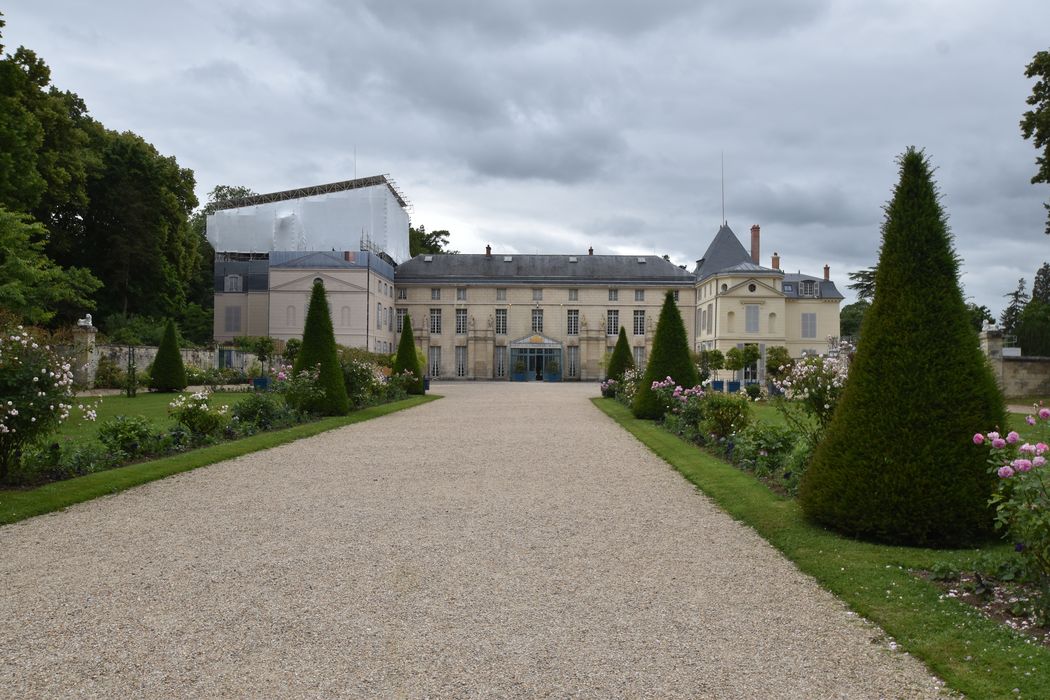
509,333,563,348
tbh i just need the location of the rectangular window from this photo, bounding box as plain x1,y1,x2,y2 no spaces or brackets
455,308,467,334
396,308,405,333
567,309,579,336
802,312,817,338
633,309,645,336
224,274,242,292
428,346,441,377
456,287,467,301
634,289,645,301
532,288,543,301
800,280,816,297
430,308,442,334
431,288,441,300
495,308,507,335
455,346,467,377
377,303,382,329
608,289,618,301
224,305,241,333
495,347,507,378
567,345,579,378
673,290,680,302
746,304,759,333
633,346,646,371
607,309,619,335
707,303,713,333
568,289,578,301
388,307,393,330
496,288,507,301
397,287,406,300
532,308,544,333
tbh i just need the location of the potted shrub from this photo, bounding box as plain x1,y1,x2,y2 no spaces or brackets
512,358,527,381
544,359,560,381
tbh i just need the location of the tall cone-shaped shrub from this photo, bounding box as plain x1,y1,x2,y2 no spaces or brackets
633,291,698,419
150,319,187,391
393,313,424,394
292,281,349,415
606,326,634,381
799,148,1005,546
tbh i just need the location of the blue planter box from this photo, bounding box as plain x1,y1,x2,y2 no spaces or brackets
712,380,725,392
728,381,741,393
511,371,527,382
252,377,271,392
424,377,431,391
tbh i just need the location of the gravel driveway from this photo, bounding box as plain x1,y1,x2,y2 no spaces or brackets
0,382,945,698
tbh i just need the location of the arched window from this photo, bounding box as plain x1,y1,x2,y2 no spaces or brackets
286,305,296,326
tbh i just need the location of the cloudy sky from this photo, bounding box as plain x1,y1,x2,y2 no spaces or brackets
6,1,1049,311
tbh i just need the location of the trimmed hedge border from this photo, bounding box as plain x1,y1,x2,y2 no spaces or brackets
0,395,440,527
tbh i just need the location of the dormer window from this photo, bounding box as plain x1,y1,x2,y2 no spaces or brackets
800,280,817,297
223,274,242,292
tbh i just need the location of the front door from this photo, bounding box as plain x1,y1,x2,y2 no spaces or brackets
531,353,544,380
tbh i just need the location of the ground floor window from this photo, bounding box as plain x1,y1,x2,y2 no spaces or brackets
495,346,507,378
633,346,646,371
428,346,441,377
633,309,645,336
396,308,405,333
567,345,578,378
455,346,467,377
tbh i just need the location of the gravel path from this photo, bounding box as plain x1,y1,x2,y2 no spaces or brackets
1,383,946,698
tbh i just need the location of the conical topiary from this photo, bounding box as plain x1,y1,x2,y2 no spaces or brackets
633,291,699,419
292,280,349,415
799,148,1005,546
606,326,634,381
393,313,424,394
150,319,187,392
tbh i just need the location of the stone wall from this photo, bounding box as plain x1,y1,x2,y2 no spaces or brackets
979,329,1050,399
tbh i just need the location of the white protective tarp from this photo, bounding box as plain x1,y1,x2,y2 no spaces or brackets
206,183,410,263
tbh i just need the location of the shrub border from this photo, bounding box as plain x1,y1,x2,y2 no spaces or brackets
593,397,1050,699
0,395,440,527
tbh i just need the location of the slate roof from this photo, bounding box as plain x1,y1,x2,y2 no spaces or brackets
395,254,695,285
269,250,395,278
694,224,780,281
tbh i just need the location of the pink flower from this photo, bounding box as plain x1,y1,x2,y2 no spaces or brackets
988,431,1000,440
1037,443,1049,455
998,465,1015,478
1006,431,1020,444
1013,459,1033,472
992,438,1006,449
1040,408,1050,420
1027,415,1037,426
972,433,985,445
1034,456,1047,468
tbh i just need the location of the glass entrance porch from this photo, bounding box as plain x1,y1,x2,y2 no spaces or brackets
509,334,563,381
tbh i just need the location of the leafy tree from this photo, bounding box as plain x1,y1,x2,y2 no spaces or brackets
632,291,698,419
1021,49,1050,235
1000,278,1030,337
765,346,793,381
799,148,1005,547
965,302,995,333
186,184,257,310
292,281,348,415
846,267,876,301
839,299,870,339
1017,300,1050,356
696,348,724,384
725,344,760,381
0,206,100,324
392,313,424,394
1033,262,1050,304
149,319,188,392
606,326,634,381
409,225,457,257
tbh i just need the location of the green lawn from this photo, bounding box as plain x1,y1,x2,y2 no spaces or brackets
594,397,1050,700
0,395,440,526
61,391,253,444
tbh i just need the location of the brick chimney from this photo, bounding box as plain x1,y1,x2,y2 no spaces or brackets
588,246,594,255
750,225,760,264
823,264,830,281
485,244,491,257
771,252,780,270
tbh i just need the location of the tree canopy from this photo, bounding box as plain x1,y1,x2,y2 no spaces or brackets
410,225,457,257
1021,49,1050,235
1000,278,1030,336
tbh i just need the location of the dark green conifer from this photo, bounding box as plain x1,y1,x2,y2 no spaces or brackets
606,326,634,381
292,281,349,415
799,148,1005,546
632,291,699,419
393,313,425,394
149,319,187,392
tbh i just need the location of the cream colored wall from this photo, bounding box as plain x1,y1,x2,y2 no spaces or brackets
395,283,696,379
782,299,841,356
213,292,269,342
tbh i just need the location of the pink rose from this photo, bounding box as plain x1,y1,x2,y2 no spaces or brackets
1006,431,1020,444
1013,459,1033,472
1027,415,1037,426
1020,443,1037,454
988,431,1000,440
992,438,1006,449
1037,443,1049,455
1034,456,1047,468
998,465,1015,478
972,433,985,445
1039,408,1050,420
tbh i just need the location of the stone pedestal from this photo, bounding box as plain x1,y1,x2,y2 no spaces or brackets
71,324,98,388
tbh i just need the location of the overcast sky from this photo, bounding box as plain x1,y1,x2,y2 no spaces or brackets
6,1,1049,311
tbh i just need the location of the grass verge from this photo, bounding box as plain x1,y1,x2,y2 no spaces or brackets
594,397,1049,700
0,394,439,527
